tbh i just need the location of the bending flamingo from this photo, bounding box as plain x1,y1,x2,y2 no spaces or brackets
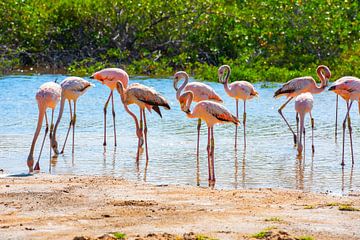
173,71,223,165
116,82,170,165
274,65,331,145
218,65,258,149
51,77,94,155
329,76,360,166
90,68,129,146
180,90,240,183
294,93,314,157
27,82,61,173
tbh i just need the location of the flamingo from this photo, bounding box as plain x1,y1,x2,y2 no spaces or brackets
173,71,223,165
274,65,331,145
27,82,62,173
115,81,170,165
51,77,94,155
218,65,258,149
90,68,129,147
294,93,314,157
180,90,240,183
329,76,360,166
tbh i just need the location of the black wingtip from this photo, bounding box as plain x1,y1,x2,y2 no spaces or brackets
152,105,163,118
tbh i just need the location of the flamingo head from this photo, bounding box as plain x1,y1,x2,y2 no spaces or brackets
178,94,188,112
317,65,331,86
218,65,230,83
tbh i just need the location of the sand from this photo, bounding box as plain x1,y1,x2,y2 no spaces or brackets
1,174,360,240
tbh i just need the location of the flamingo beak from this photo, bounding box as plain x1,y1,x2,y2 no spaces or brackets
89,75,94,79
328,86,336,91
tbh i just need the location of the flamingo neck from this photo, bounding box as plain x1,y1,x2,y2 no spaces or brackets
315,66,328,92
176,73,189,100
123,104,139,132
52,96,66,149
222,66,232,96
27,103,46,170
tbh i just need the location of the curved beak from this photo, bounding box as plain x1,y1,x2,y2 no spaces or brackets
328,85,336,91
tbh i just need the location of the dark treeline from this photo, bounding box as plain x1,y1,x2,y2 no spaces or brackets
0,0,359,82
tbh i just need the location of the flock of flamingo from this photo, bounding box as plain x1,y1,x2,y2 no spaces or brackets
25,65,360,183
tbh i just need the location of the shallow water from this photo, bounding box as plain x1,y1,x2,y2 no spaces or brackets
0,75,359,195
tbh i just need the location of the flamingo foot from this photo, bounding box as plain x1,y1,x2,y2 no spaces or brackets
34,162,40,172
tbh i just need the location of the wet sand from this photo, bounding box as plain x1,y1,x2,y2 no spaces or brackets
1,174,360,240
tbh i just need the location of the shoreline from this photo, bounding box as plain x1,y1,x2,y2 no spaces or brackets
1,174,360,240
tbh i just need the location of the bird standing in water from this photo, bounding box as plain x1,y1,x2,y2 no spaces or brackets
274,65,331,145
218,65,258,149
27,82,61,173
116,81,170,165
90,68,129,147
180,90,239,184
51,77,94,155
173,71,222,165
294,93,314,157
329,76,360,166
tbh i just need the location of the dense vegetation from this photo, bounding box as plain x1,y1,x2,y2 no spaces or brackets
0,0,359,82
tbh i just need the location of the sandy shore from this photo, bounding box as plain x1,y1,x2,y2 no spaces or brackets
0,174,360,240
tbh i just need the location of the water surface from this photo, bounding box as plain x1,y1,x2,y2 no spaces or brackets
0,75,359,195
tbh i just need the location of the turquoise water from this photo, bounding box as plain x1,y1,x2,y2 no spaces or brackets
0,75,359,195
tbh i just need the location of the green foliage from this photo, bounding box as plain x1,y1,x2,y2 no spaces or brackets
112,232,127,239
338,204,360,211
0,0,359,81
297,236,315,240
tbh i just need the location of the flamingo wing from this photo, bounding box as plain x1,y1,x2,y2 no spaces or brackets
205,102,239,125
274,77,314,98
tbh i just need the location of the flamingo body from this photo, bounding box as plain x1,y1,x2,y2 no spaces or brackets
27,82,61,172
52,77,94,154
116,82,170,163
90,68,129,146
329,76,360,166
35,82,62,109
187,100,239,128
218,65,258,148
182,90,239,183
124,83,170,114
91,68,129,90
273,65,331,145
294,93,314,156
181,82,223,103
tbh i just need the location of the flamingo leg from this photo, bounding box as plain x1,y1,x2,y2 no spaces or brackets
310,112,315,154
243,100,247,149
335,95,338,142
347,102,354,165
48,109,55,172
235,99,238,149
72,100,77,154
342,101,353,166
103,91,112,146
278,97,297,145
296,112,299,144
60,100,73,154
34,111,49,172
136,108,143,162
303,124,306,158
211,127,215,182
111,92,117,146
196,118,201,177
207,127,211,181
143,109,149,168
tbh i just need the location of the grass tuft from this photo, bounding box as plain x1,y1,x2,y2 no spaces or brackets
112,232,127,239
338,205,360,211
296,236,315,240
264,217,282,222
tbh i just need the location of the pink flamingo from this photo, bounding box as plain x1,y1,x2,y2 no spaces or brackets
51,77,94,155
294,93,314,157
218,65,258,149
90,68,129,146
116,82,170,165
274,65,331,145
180,90,240,183
173,71,222,163
27,82,62,173
329,76,360,166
